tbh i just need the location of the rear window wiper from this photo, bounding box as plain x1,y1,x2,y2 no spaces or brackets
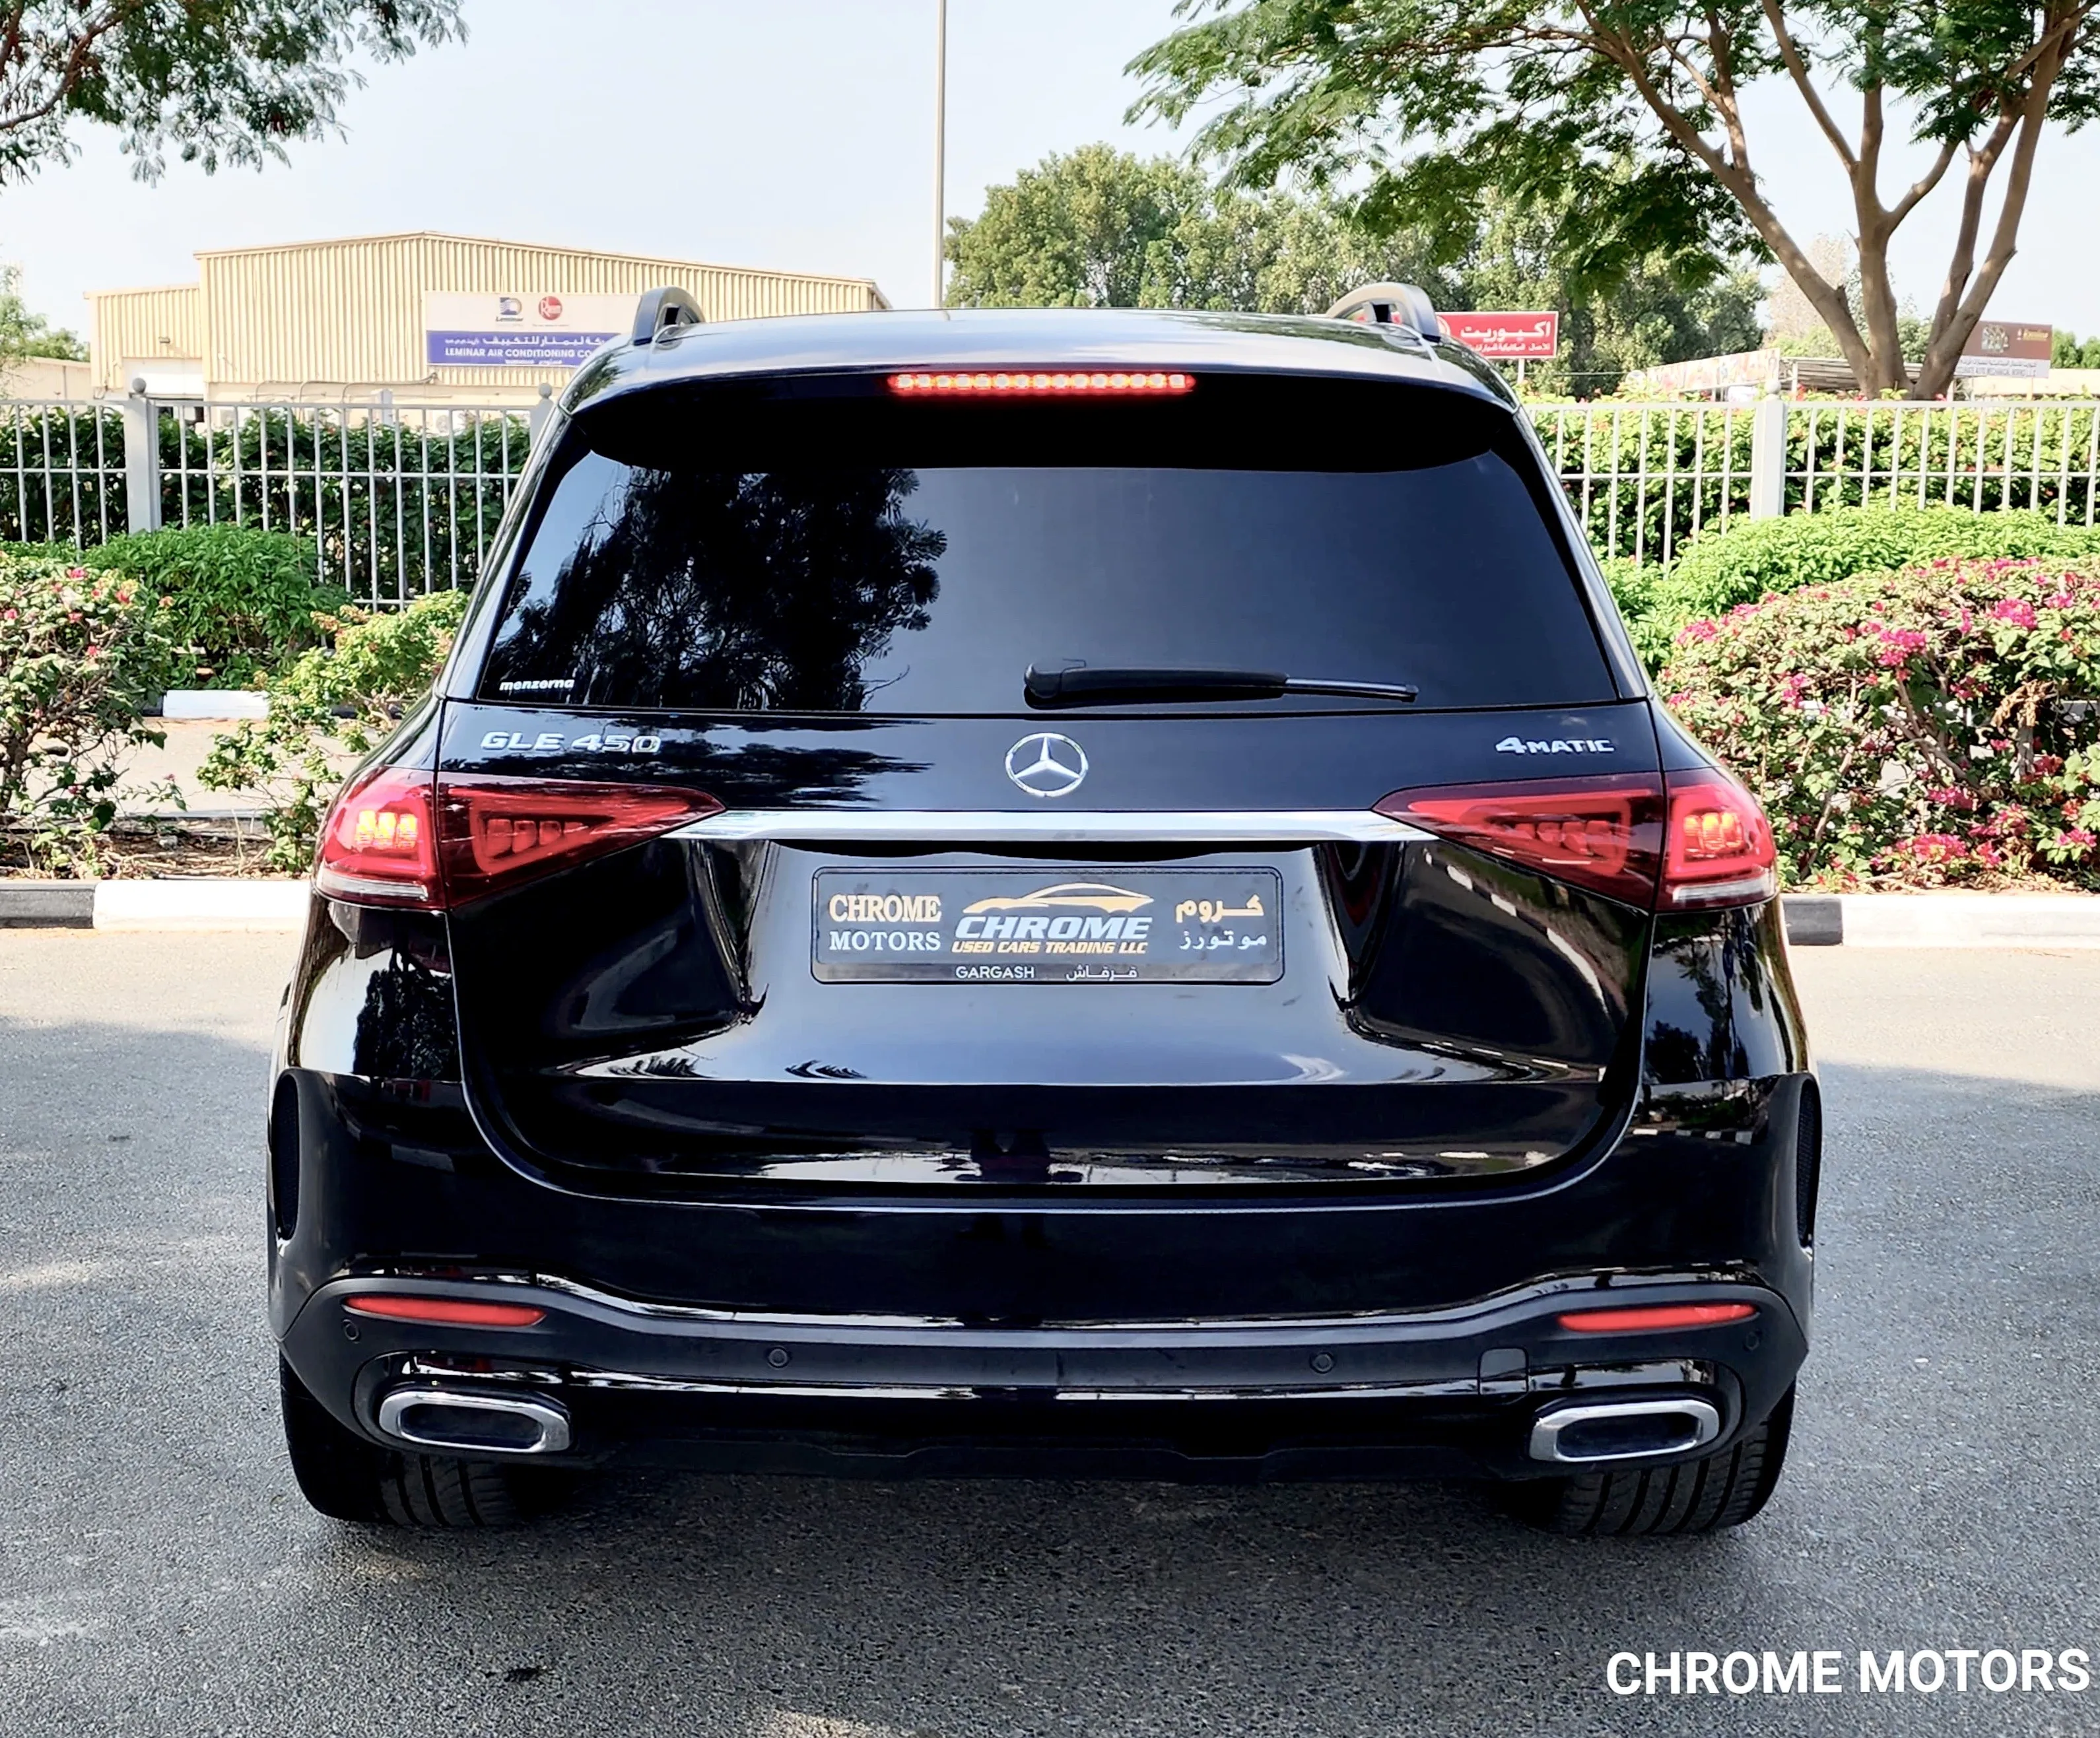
1024,664,1418,708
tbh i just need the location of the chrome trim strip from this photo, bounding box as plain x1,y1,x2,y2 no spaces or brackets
375,1387,573,1456
1527,1397,1721,1465
668,808,1432,844
504,1271,1736,1335
563,1369,1480,1403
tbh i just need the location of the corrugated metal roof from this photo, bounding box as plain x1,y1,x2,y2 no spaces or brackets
87,284,203,391
88,232,888,398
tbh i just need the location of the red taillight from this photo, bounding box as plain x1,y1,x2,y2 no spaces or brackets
344,1294,547,1328
1662,766,1777,908
1374,775,1664,906
888,369,1194,395
436,774,722,902
315,768,722,908
315,764,440,906
1557,1302,1758,1333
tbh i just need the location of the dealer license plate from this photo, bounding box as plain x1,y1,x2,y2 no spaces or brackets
811,866,1285,984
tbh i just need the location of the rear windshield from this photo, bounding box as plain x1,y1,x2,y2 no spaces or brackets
477,374,1613,714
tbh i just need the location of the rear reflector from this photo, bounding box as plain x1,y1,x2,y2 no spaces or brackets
1557,1302,1757,1333
1375,775,1664,906
889,369,1194,395
345,1294,547,1328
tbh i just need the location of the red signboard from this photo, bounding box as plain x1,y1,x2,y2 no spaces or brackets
1443,310,1559,359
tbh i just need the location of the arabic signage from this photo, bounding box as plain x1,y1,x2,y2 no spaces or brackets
1956,318,2053,379
421,290,640,368
1443,310,1559,360
811,867,1285,984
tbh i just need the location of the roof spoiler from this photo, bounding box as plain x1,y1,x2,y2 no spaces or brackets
1324,282,1442,343
631,286,704,345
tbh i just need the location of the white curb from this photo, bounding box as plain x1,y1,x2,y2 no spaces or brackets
1833,892,2100,949
92,879,307,930
159,689,269,720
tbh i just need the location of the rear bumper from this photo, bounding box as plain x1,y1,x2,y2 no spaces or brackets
282,1271,1805,1483
269,1049,1816,1481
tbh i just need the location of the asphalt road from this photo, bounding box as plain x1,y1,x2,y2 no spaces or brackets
4,933,2099,1737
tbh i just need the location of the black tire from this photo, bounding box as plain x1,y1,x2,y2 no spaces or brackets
1510,1386,1794,1537
278,1358,561,1528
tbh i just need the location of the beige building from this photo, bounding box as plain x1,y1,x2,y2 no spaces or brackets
87,231,889,405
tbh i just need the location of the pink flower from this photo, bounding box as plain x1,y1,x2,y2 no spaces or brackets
1778,673,1810,708
1,609,13,622
1676,619,1720,644
2048,593,2076,608
1991,598,2039,628
64,565,86,578
1973,844,2004,869
2035,754,2066,776
1903,833,1967,863
2054,828,2097,853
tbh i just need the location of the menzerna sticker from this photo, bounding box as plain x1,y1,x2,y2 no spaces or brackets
811,867,1284,984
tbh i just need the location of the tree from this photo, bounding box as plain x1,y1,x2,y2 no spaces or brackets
0,1,462,184
1130,0,2100,399
1456,190,1764,394
947,146,1763,395
2054,328,2100,366
944,143,1451,312
0,267,83,359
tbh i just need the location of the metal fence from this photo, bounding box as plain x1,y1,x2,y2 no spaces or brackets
3,393,2099,592
1528,398,2100,568
0,394,544,602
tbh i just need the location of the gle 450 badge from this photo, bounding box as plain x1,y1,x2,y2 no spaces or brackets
813,867,1284,984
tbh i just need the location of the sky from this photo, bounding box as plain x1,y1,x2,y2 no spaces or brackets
3,0,2100,342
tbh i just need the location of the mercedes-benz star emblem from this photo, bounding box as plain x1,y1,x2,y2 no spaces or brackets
1005,731,1089,799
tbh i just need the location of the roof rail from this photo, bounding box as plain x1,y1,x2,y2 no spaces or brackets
1324,282,1442,343
631,286,704,345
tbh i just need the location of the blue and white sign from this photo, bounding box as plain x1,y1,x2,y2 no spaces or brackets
422,291,641,369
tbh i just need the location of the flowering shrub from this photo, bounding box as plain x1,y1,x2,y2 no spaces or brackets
1617,505,2100,670
0,553,178,875
1661,557,2100,887
200,587,471,871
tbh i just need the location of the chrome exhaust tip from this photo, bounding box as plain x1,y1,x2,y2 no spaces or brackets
375,1386,572,1456
1528,1397,1721,1465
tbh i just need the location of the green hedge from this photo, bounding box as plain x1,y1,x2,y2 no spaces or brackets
82,525,345,687
1611,504,2100,667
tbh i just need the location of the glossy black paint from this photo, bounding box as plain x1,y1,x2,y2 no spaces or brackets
270,306,1813,1483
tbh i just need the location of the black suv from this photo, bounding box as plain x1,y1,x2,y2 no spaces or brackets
270,288,1815,1535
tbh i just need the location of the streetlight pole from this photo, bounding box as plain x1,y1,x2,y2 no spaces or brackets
932,0,947,308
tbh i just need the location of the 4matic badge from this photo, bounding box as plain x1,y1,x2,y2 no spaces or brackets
1496,735,1615,754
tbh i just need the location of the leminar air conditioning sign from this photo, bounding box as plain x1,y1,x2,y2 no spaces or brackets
423,292,641,368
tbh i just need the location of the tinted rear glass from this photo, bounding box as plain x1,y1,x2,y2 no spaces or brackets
477,374,1612,714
